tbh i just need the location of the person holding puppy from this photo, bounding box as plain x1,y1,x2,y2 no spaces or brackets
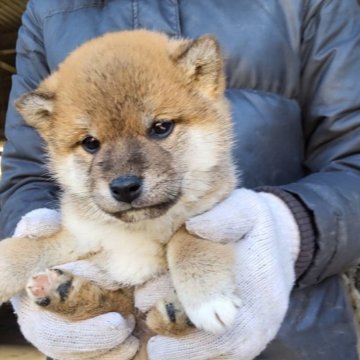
1,1,360,359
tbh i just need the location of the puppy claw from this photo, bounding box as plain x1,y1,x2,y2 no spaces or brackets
35,297,51,307
165,303,177,323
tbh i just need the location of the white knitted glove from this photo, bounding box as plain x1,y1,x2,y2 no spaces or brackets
11,208,138,360
13,208,62,238
142,189,301,360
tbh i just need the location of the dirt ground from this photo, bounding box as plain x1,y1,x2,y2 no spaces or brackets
0,345,43,359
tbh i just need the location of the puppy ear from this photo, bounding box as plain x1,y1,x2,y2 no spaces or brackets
169,35,225,98
15,73,58,137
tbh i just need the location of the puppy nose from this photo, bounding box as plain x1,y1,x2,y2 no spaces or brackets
110,176,142,203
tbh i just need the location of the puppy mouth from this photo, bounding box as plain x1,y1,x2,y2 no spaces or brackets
107,194,181,222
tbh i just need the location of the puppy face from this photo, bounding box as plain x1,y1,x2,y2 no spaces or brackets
16,31,235,223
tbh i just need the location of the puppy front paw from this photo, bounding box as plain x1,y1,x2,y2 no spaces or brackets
168,229,241,334
26,268,74,308
184,292,241,333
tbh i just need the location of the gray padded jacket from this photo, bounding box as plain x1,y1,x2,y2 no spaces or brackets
1,0,360,358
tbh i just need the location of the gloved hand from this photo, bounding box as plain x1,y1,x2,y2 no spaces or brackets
13,208,62,238
11,208,139,360
140,189,301,360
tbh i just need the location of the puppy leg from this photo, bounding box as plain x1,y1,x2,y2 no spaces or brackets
26,268,134,321
167,226,241,334
0,229,100,304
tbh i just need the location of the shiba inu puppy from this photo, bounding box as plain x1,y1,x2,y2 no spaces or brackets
0,30,238,358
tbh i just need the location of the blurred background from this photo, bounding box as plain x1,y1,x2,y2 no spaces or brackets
0,3,43,359
0,0,26,140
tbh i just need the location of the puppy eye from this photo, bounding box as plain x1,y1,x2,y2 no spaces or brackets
149,120,174,139
81,136,100,154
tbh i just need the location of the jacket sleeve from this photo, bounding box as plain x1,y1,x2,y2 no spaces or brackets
281,0,360,286
0,1,59,239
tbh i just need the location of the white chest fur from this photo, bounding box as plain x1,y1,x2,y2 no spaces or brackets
62,208,177,286
96,224,168,285
61,190,221,286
